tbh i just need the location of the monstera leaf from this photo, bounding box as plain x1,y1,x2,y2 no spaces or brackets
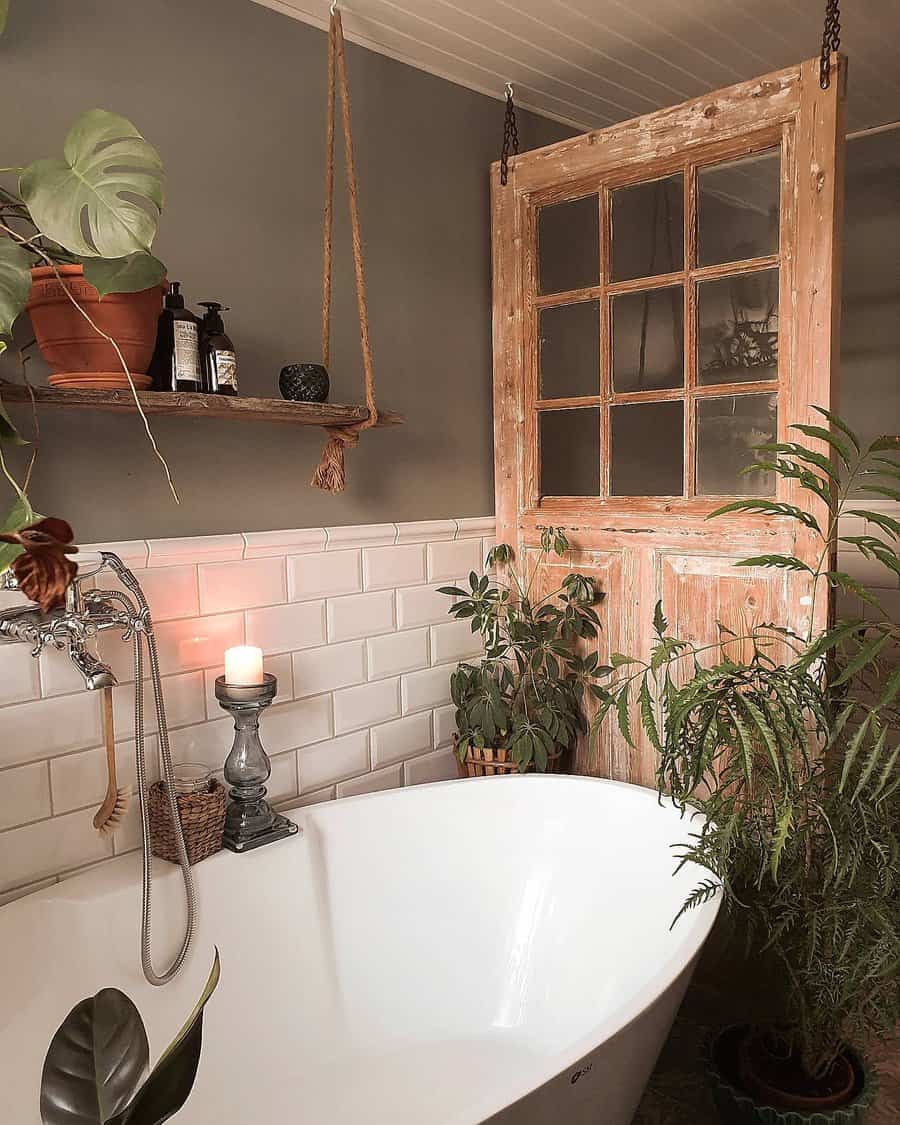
40,989,150,1125
40,951,220,1125
0,237,31,339
83,252,166,298
20,110,164,260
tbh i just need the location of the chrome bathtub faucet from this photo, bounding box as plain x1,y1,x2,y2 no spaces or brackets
0,552,196,988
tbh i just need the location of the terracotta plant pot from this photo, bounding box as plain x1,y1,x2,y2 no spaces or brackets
706,1025,878,1125
26,265,164,390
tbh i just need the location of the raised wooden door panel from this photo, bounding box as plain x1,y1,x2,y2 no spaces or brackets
492,57,846,787
658,552,794,669
528,546,629,778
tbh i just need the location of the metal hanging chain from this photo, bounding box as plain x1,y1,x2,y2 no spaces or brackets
500,83,519,187
820,0,841,89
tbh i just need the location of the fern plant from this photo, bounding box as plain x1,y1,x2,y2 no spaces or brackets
594,408,899,1081
440,527,606,771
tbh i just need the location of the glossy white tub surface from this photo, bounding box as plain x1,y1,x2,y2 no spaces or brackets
0,776,719,1124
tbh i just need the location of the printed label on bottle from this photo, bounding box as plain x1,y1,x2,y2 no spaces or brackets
214,350,238,389
173,321,200,384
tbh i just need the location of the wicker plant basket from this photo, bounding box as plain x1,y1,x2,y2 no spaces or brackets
148,779,226,865
456,741,566,778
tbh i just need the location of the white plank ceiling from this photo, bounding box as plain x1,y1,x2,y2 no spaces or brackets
254,0,900,136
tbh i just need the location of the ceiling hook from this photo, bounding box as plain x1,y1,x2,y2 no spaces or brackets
505,82,514,99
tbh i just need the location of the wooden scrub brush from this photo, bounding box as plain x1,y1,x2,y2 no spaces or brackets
92,686,130,836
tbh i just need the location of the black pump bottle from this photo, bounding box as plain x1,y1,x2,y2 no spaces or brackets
147,282,202,392
198,302,238,396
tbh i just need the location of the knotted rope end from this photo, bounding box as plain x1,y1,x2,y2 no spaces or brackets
311,426,360,493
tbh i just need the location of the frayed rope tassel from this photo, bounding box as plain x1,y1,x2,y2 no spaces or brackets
311,426,360,493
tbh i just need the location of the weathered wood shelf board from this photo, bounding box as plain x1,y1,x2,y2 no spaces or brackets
0,381,404,428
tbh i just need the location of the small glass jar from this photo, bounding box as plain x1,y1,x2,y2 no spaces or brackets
168,763,213,796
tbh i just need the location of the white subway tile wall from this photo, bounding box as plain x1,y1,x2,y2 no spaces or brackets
0,518,493,900
4,505,888,902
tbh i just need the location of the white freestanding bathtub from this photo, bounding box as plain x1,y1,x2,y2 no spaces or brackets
0,776,720,1124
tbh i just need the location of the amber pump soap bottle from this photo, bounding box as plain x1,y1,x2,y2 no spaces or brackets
148,282,202,392
198,302,238,396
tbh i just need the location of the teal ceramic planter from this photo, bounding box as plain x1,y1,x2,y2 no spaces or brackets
705,1026,879,1125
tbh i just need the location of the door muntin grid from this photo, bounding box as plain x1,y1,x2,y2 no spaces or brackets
532,137,785,504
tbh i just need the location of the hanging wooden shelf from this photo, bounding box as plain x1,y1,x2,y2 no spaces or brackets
0,380,404,428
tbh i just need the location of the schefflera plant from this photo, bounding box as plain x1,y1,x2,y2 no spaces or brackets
593,409,899,1082
440,527,608,771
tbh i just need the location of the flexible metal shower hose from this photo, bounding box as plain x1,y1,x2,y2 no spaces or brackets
102,555,197,986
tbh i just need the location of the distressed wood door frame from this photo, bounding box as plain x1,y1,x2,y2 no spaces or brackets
491,56,847,785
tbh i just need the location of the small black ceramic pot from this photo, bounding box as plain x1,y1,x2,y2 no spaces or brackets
279,363,330,403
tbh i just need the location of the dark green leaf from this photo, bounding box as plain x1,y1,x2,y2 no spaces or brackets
734,554,813,573
653,600,668,637
114,949,220,1125
707,498,821,535
639,678,661,753
838,715,872,793
82,252,166,299
616,687,634,749
40,988,149,1125
832,631,893,687
850,725,889,803
812,406,860,452
790,423,853,468
0,236,31,339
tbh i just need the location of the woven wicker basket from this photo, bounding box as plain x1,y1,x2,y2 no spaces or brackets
456,741,566,778
148,779,226,865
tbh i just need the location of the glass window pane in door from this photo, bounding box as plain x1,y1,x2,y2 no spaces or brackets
611,175,683,282
612,286,684,392
696,394,777,495
610,400,684,496
539,301,600,400
699,148,780,266
540,408,601,496
538,194,599,295
698,269,779,385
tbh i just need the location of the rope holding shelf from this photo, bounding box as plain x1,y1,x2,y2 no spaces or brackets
312,5,379,493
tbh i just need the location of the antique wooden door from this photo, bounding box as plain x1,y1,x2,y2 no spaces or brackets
491,57,847,786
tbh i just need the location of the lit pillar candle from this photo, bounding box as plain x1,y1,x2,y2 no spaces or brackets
224,645,264,686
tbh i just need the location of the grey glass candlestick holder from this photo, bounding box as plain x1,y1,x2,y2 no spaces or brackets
215,674,299,853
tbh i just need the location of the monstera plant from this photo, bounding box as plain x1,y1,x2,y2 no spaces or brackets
0,103,178,542
0,107,166,321
40,951,220,1125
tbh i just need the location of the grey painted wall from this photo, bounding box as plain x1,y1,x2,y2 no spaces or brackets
0,0,567,542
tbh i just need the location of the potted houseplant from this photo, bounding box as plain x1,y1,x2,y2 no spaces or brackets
0,107,167,390
595,409,898,1122
440,526,607,775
